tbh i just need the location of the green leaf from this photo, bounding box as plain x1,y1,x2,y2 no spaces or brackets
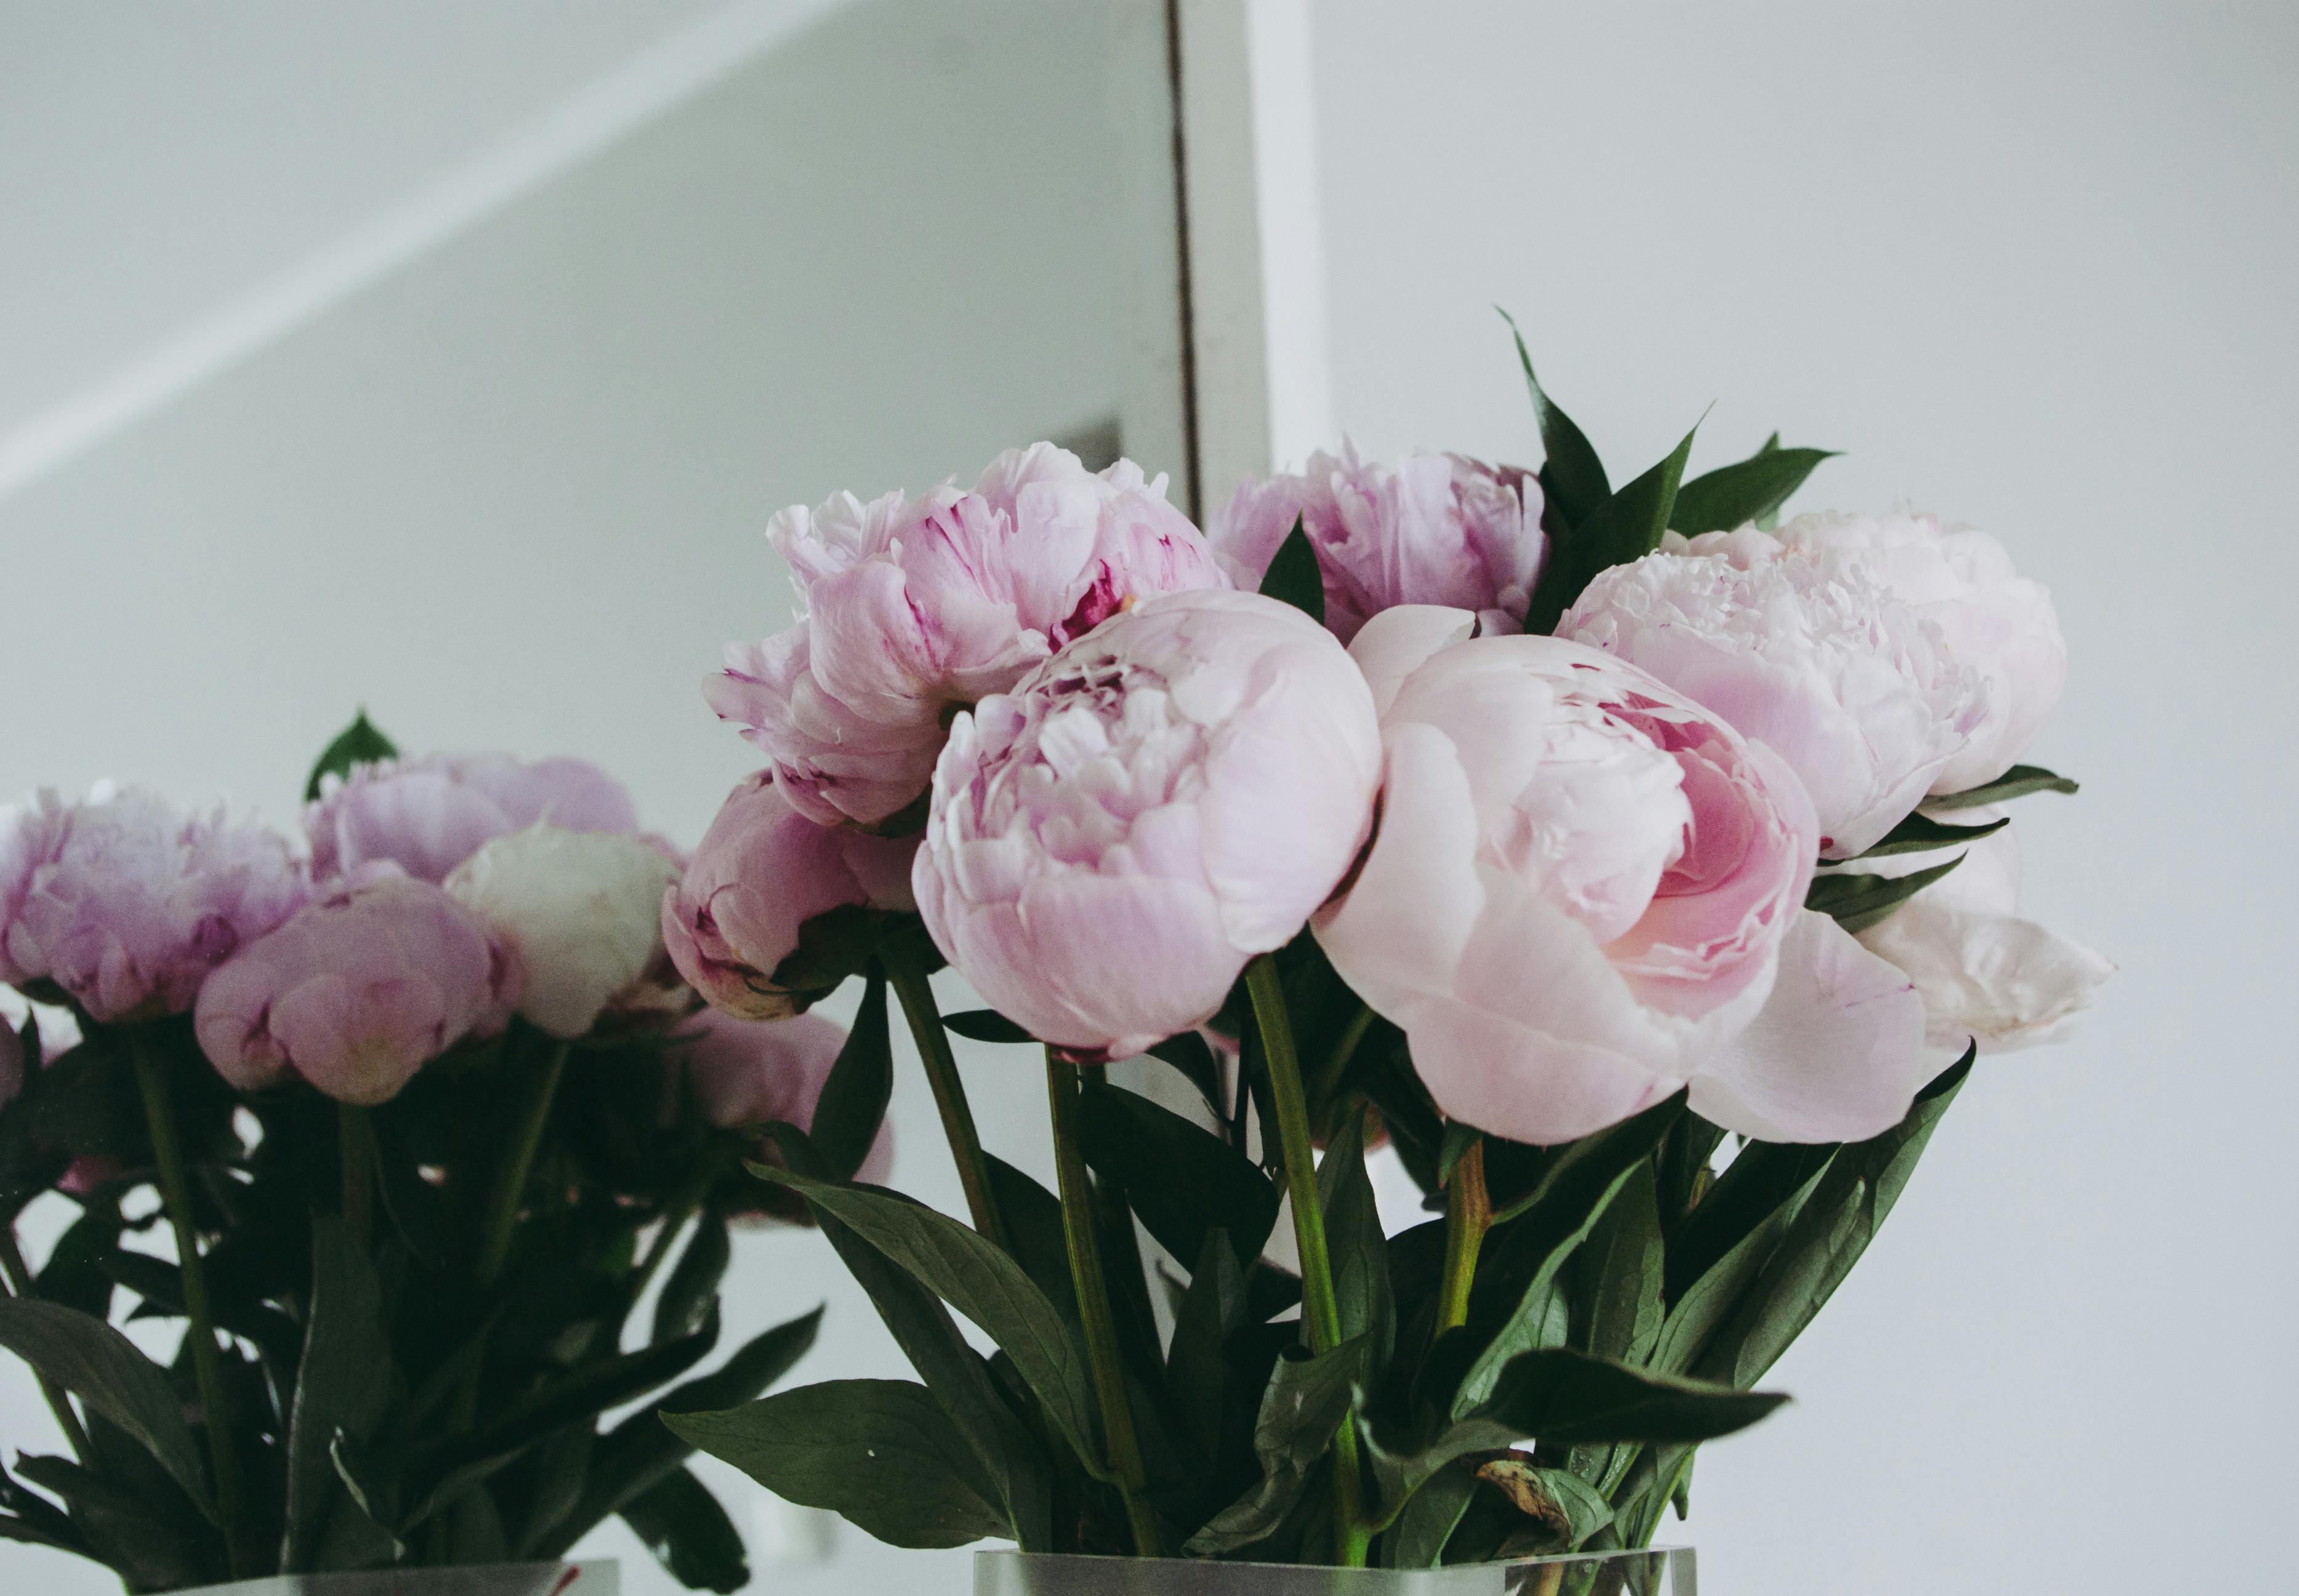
763,906,909,1009
15,1452,216,1589
1925,763,2080,810
668,1379,1007,1549
1184,1337,1365,1555
1382,1456,1478,1569
1475,1348,1786,1445
0,1297,213,1518
1569,1161,1664,1369
808,964,893,1181
651,1211,732,1345
1164,1230,1247,1459
1144,1030,1226,1122
1854,809,2010,859
1651,1174,1818,1380
1805,855,1963,935
304,710,398,801
941,1009,1034,1045
983,1156,1081,1326
282,1214,395,1572
462,1305,722,1467
1078,1081,1278,1268
546,1306,824,1554
757,1168,1098,1486
1696,1051,1973,1390
1258,515,1327,626
618,1467,749,1594
1523,417,1702,633
1668,446,1836,535
1664,1138,1836,1303
1500,310,1609,528
1316,1106,1393,1366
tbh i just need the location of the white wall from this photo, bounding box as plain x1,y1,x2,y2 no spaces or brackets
1310,3,2295,1591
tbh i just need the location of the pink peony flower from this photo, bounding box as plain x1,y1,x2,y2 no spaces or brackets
1558,527,1986,858
0,786,308,1023
662,773,917,1021
445,826,682,1040
1838,813,2111,1063
1212,445,1545,643
1316,608,1930,1145
676,1007,892,1188
195,876,518,1104
1772,511,2066,794
914,589,1382,1061
305,752,641,885
707,443,1228,830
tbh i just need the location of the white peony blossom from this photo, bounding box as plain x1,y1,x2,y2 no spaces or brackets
1560,526,1986,858
1773,510,2066,795
445,824,680,1039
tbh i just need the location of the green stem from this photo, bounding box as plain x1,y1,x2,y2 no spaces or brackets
888,957,1011,1254
1044,1052,1162,1557
0,1225,93,1461
475,1040,569,1289
337,1102,376,1254
1245,957,1368,1567
131,1036,246,1573
1435,1137,1489,1337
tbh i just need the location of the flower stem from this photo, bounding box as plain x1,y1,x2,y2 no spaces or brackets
1044,1051,1162,1557
475,1039,568,1289
337,1102,376,1254
1245,956,1368,1567
0,1225,93,1461
1435,1137,1489,1337
1310,1001,1375,1106
130,1034,246,1573
888,956,1011,1254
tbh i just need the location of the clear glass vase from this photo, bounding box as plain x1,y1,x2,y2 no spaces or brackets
976,1547,1694,1594
171,1562,618,1596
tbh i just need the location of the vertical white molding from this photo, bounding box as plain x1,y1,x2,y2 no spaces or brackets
1175,0,1332,517
1107,0,1194,504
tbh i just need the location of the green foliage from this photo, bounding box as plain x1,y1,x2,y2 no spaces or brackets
1669,443,1837,535
1806,855,1965,934
807,964,893,1181
1258,515,1327,626
303,710,398,801
1927,763,2080,810
0,1014,816,1589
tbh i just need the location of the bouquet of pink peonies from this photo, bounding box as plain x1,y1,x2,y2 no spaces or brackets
0,720,863,1592
664,347,2108,1573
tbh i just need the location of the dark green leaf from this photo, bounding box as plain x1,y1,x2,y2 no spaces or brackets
942,1009,1034,1045
983,1156,1081,1326
283,1214,395,1573
757,1167,1097,1486
0,1297,212,1518
1258,515,1327,626
304,710,397,801
1079,1081,1278,1268
763,906,908,1009
1500,310,1609,527
1569,1161,1664,1368
1144,1030,1226,1121
461,1304,722,1467
1382,1456,1478,1570
1854,809,2010,859
1926,764,2080,810
651,1211,732,1345
1806,855,1963,934
15,1453,215,1589
548,1307,824,1553
810,965,893,1181
1696,1051,1972,1389
1669,446,1836,535
1665,1138,1836,1304
668,1379,1007,1549
1476,1348,1786,1446
1164,1230,1247,1459
618,1467,748,1594
1184,1337,1364,1555
1316,1106,1393,1366
1524,420,1701,633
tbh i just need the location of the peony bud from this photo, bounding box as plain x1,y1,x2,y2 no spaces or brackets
1559,527,1986,858
914,589,1382,1060
195,876,517,1104
1212,446,1546,643
1771,511,2067,794
707,443,1228,830
1,786,307,1023
1317,608,1930,1146
306,751,640,884
446,826,680,1039
662,773,917,1020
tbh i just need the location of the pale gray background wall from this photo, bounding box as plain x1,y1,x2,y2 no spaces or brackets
1305,3,2294,1592
4,4,2294,1595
